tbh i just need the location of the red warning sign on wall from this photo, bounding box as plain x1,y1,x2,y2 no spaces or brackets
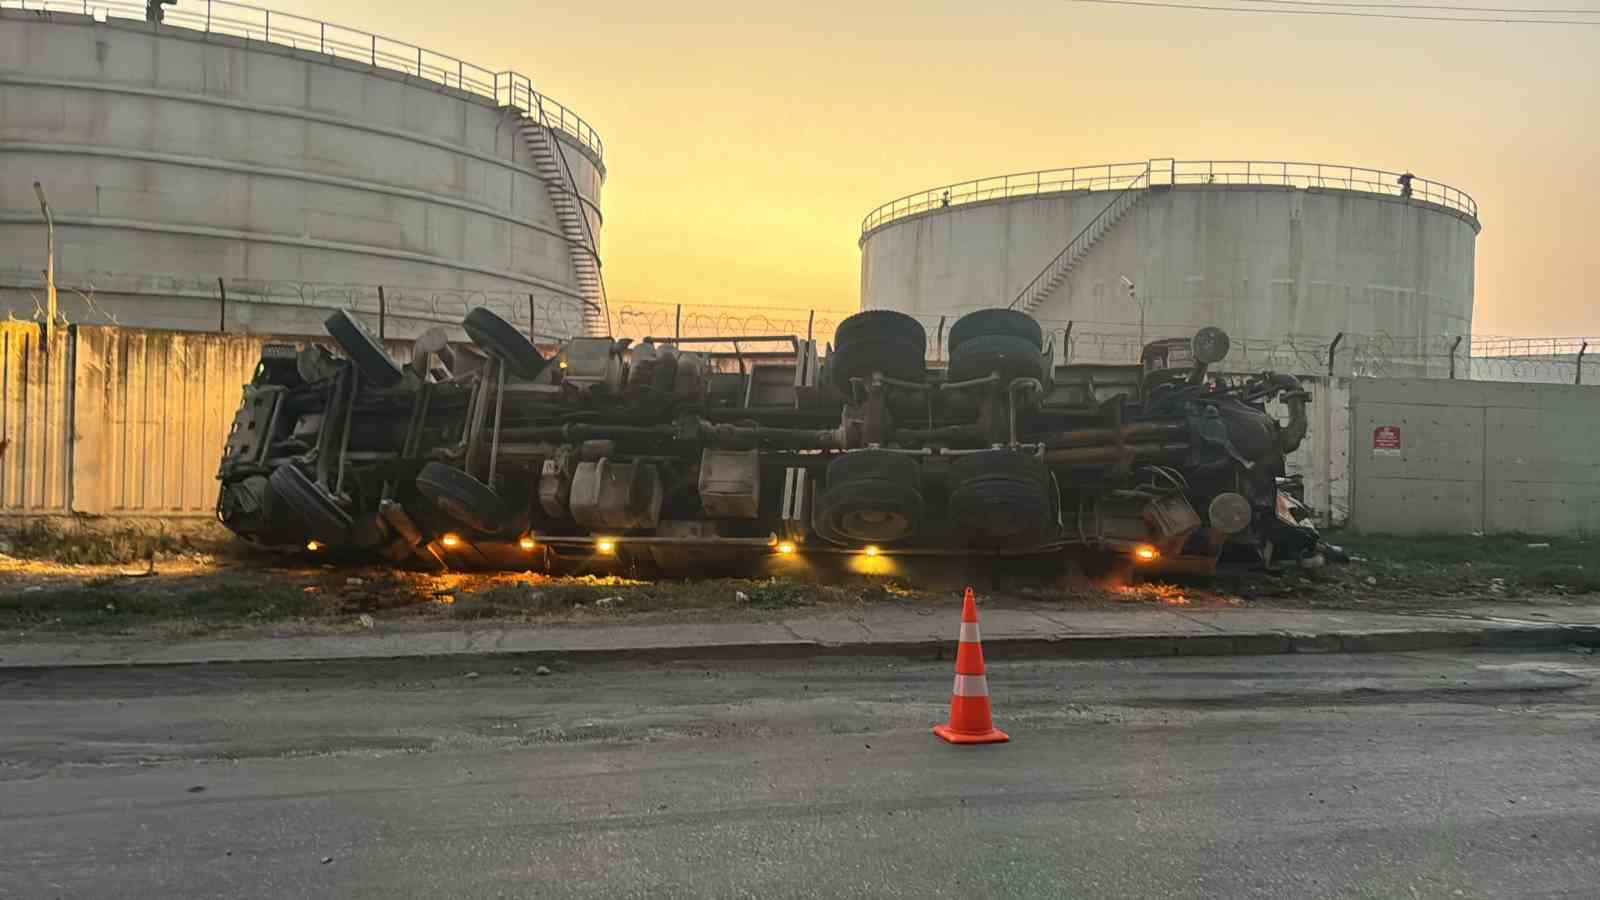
1372,425,1402,455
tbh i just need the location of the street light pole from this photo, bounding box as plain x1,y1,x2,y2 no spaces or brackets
33,182,56,346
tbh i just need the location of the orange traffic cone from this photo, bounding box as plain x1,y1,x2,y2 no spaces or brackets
933,587,1009,745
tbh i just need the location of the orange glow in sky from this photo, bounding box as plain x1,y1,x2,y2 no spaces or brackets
273,1,1599,337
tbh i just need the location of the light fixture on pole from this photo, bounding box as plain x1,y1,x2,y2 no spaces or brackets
1119,275,1143,349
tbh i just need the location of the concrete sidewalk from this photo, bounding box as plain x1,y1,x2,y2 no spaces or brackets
3,602,1598,670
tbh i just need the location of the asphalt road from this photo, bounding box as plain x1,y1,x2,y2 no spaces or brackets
3,651,1598,898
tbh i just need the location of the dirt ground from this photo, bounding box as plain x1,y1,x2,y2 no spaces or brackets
0,525,1595,641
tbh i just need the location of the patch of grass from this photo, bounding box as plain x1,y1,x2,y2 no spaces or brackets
446,574,940,621
1325,530,1599,597
0,577,323,631
0,521,233,566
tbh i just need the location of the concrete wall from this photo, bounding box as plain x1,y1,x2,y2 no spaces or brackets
1348,378,1600,535
0,321,270,519
861,181,1477,375
0,9,603,339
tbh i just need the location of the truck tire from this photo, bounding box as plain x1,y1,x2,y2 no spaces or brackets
463,307,549,380
818,478,924,544
949,449,1052,489
835,310,926,349
948,333,1049,385
324,310,405,388
827,449,919,490
829,310,927,390
947,450,1052,546
948,309,1043,355
416,461,507,533
268,465,354,543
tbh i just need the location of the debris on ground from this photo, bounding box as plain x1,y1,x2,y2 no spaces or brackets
535,666,552,676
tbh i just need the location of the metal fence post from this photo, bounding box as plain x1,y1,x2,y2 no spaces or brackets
528,293,536,341
1578,342,1589,386
674,304,681,341
1448,335,1463,379
217,277,227,332
377,285,386,341
1327,332,1344,377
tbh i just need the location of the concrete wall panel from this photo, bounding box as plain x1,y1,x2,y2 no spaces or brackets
1349,378,1600,535
0,322,72,515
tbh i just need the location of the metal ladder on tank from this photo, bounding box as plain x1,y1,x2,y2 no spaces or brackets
1008,161,1159,315
517,105,609,337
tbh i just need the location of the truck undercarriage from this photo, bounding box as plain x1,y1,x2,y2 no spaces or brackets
216,307,1318,575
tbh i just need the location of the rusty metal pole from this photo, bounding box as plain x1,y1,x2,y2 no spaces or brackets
674,304,682,342
377,286,386,341
217,277,227,332
33,183,54,349
1448,335,1463,379
1327,332,1344,377
1578,342,1589,386
806,309,815,343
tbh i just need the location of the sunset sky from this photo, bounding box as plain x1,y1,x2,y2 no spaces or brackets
267,0,1599,338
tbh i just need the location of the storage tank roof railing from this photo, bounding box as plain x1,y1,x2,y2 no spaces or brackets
861,159,1477,238
4,0,603,162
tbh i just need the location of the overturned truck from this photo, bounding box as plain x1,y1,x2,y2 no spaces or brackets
216,307,1317,573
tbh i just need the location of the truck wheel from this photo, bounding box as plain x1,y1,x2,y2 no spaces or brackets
826,449,919,489
829,310,927,390
835,310,926,348
818,479,924,544
463,307,549,380
947,450,1052,546
948,309,1043,355
416,462,507,533
948,333,1048,385
324,310,405,388
268,465,354,543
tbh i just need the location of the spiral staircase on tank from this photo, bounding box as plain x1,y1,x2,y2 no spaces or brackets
518,115,608,337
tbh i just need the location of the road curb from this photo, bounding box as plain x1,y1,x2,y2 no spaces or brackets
3,623,1597,673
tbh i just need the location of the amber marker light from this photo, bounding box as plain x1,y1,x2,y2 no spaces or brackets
440,533,462,549
596,538,617,555
1134,544,1160,563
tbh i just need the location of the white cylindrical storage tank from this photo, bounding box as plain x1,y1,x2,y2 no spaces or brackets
0,4,605,339
860,160,1479,376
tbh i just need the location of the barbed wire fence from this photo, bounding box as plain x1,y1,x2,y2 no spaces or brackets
608,301,1599,386
3,270,1595,385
